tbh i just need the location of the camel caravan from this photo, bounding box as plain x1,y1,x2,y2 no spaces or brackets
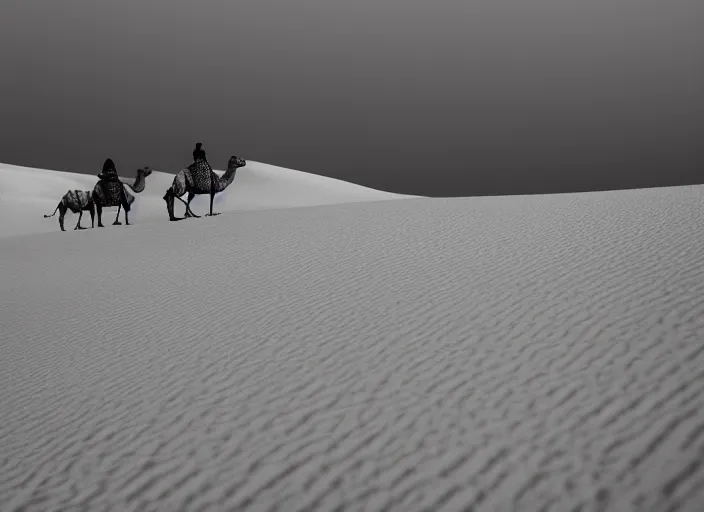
44,143,246,231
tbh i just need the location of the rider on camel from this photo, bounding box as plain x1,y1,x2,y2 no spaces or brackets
193,142,208,163
97,158,120,181
97,158,129,211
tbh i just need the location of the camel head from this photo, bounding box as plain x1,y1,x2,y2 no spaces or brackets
228,156,247,169
137,166,153,177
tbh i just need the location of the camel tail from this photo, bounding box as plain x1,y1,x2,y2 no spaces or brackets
44,201,61,218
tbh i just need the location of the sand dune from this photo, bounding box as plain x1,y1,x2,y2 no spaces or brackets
0,161,415,239
1,172,704,510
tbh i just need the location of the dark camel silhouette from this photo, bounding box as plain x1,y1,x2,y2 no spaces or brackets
44,190,95,231
91,159,152,227
163,155,246,221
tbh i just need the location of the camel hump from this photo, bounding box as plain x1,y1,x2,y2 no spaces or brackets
184,159,214,191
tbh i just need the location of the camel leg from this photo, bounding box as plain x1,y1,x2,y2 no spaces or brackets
205,192,220,216
113,204,122,225
168,195,179,221
163,191,174,220
58,203,68,231
176,196,194,218
96,204,105,227
163,188,195,219
164,190,185,221
182,198,198,218
89,204,95,228
185,191,200,218
74,210,87,230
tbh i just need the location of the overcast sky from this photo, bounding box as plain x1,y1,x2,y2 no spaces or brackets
0,0,702,196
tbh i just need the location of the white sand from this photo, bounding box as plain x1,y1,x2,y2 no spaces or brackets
1,162,703,511
0,161,415,239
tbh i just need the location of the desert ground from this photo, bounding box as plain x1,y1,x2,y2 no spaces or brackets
1,161,703,511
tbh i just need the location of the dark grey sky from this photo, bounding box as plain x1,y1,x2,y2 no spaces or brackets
1,0,702,196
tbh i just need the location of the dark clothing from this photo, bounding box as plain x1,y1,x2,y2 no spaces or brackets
187,144,214,191
96,158,129,210
187,158,215,191
193,143,207,162
97,173,122,182
97,158,121,182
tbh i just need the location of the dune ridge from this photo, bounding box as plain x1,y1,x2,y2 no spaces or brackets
0,161,416,239
1,169,704,509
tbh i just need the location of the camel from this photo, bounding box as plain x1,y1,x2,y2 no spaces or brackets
44,190,95,231
92,167,153,227
163,155,246,221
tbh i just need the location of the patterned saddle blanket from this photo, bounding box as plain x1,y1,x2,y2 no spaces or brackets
98,180,132,211
65,190,92,213
186,159,215,192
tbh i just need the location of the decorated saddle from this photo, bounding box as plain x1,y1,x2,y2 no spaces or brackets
185,158,215,192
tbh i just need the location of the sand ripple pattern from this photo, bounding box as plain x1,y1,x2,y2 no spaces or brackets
2,186,704,511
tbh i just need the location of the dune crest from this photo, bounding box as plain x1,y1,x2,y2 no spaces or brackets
0,161,417,239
